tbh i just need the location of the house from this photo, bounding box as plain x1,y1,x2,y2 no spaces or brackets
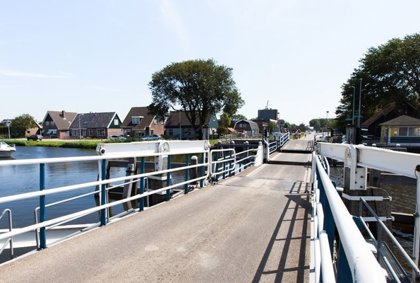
121,107,164,138
360,101,419,143
234,120,260,137
42,110,77,139
379,115,420,146
164,111,218,140
25,120,43,137
69,112,123,139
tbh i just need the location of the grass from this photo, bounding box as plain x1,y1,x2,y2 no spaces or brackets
0,138,119,150
1,138,217,150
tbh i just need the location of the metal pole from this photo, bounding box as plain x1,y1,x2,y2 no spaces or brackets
78,114,81,139
166,155,171,201
39,163,46,249
358,79,362,128
351,86,356,144
184,154,189,194
7,122,11,139
139,157,145,211
414,165,420,276
179,111,182,140
100,159,107,226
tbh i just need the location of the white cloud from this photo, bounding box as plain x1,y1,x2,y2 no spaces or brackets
0,69,73,79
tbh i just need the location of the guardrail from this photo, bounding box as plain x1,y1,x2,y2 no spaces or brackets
0,209,13,259
0,140,264,255
317,142,420,272
312,153,387,282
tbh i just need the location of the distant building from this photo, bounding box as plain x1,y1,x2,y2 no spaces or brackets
122,107,164,138
234,120,260,137
379,115,420,146
165,111,218,140
258,108,279,121
360,101,419,143
42,110,77,139
255,108,281,134
69,112,123,139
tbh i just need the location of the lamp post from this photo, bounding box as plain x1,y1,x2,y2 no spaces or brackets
178,110,182,140
6,120,11,139
326,111,329,138
78,114,83,139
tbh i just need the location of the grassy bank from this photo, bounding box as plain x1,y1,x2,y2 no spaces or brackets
0,139,122,150
1,138,219,150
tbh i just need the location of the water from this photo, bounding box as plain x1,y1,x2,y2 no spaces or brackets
0,146,104,228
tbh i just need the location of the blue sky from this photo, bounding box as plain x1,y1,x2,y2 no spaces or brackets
1,0,419,124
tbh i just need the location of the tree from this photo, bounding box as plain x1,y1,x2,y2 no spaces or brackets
149,59,244,139
335,33,420,130
232,113,247,123
11,114,37,137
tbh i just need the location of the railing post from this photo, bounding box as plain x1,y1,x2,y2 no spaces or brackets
200,153,205,188
414,165,420,274
244,141,249,169
139,157,145,211
184,154,190,194
100,159,107,226
39,163,46,249
166,155,171,201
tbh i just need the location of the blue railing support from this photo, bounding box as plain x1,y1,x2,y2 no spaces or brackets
184,154,190,194
39,163,46,249
166,155,171,201
100,159,107,226
200,153,204,188
139,157,145,211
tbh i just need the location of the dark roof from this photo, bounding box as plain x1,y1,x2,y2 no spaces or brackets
165,111,213,127
234,119,260,132
122,107,155,130
70,112,119,128
45,111,77,130
379,115,420,126
361,101,419,127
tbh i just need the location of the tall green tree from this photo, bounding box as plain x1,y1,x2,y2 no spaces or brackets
149,59,244,139
336,33,420,130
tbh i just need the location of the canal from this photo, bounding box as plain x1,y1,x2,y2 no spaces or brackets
0,146,105,228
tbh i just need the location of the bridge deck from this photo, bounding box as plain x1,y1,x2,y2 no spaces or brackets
0,140,312,283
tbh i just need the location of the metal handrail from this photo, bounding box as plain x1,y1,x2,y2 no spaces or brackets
314,155,386,282
0,208,13,259
0,141,263,252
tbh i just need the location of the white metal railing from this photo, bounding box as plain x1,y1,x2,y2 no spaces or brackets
0,139,265,256
312,153,387,282
317,142,420,271
0,209,13,259
359,197,420,281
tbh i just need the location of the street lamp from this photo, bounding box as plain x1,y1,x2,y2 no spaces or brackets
78,114,83,139
5,120,11,139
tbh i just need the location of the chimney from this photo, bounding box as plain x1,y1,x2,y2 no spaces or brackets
60,110,65,117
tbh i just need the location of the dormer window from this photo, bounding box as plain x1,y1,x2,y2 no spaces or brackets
132,116,143,125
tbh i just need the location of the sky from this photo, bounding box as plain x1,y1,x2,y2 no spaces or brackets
1,0,420,125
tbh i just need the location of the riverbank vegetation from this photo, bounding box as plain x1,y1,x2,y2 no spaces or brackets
0,138,220,150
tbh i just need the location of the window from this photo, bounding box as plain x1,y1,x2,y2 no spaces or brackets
131,116,143,125
97,129,106,137
409,127,420,137
114,119,119,126
399,127,408,136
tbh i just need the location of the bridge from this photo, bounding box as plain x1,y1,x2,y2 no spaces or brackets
0,134,419,282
